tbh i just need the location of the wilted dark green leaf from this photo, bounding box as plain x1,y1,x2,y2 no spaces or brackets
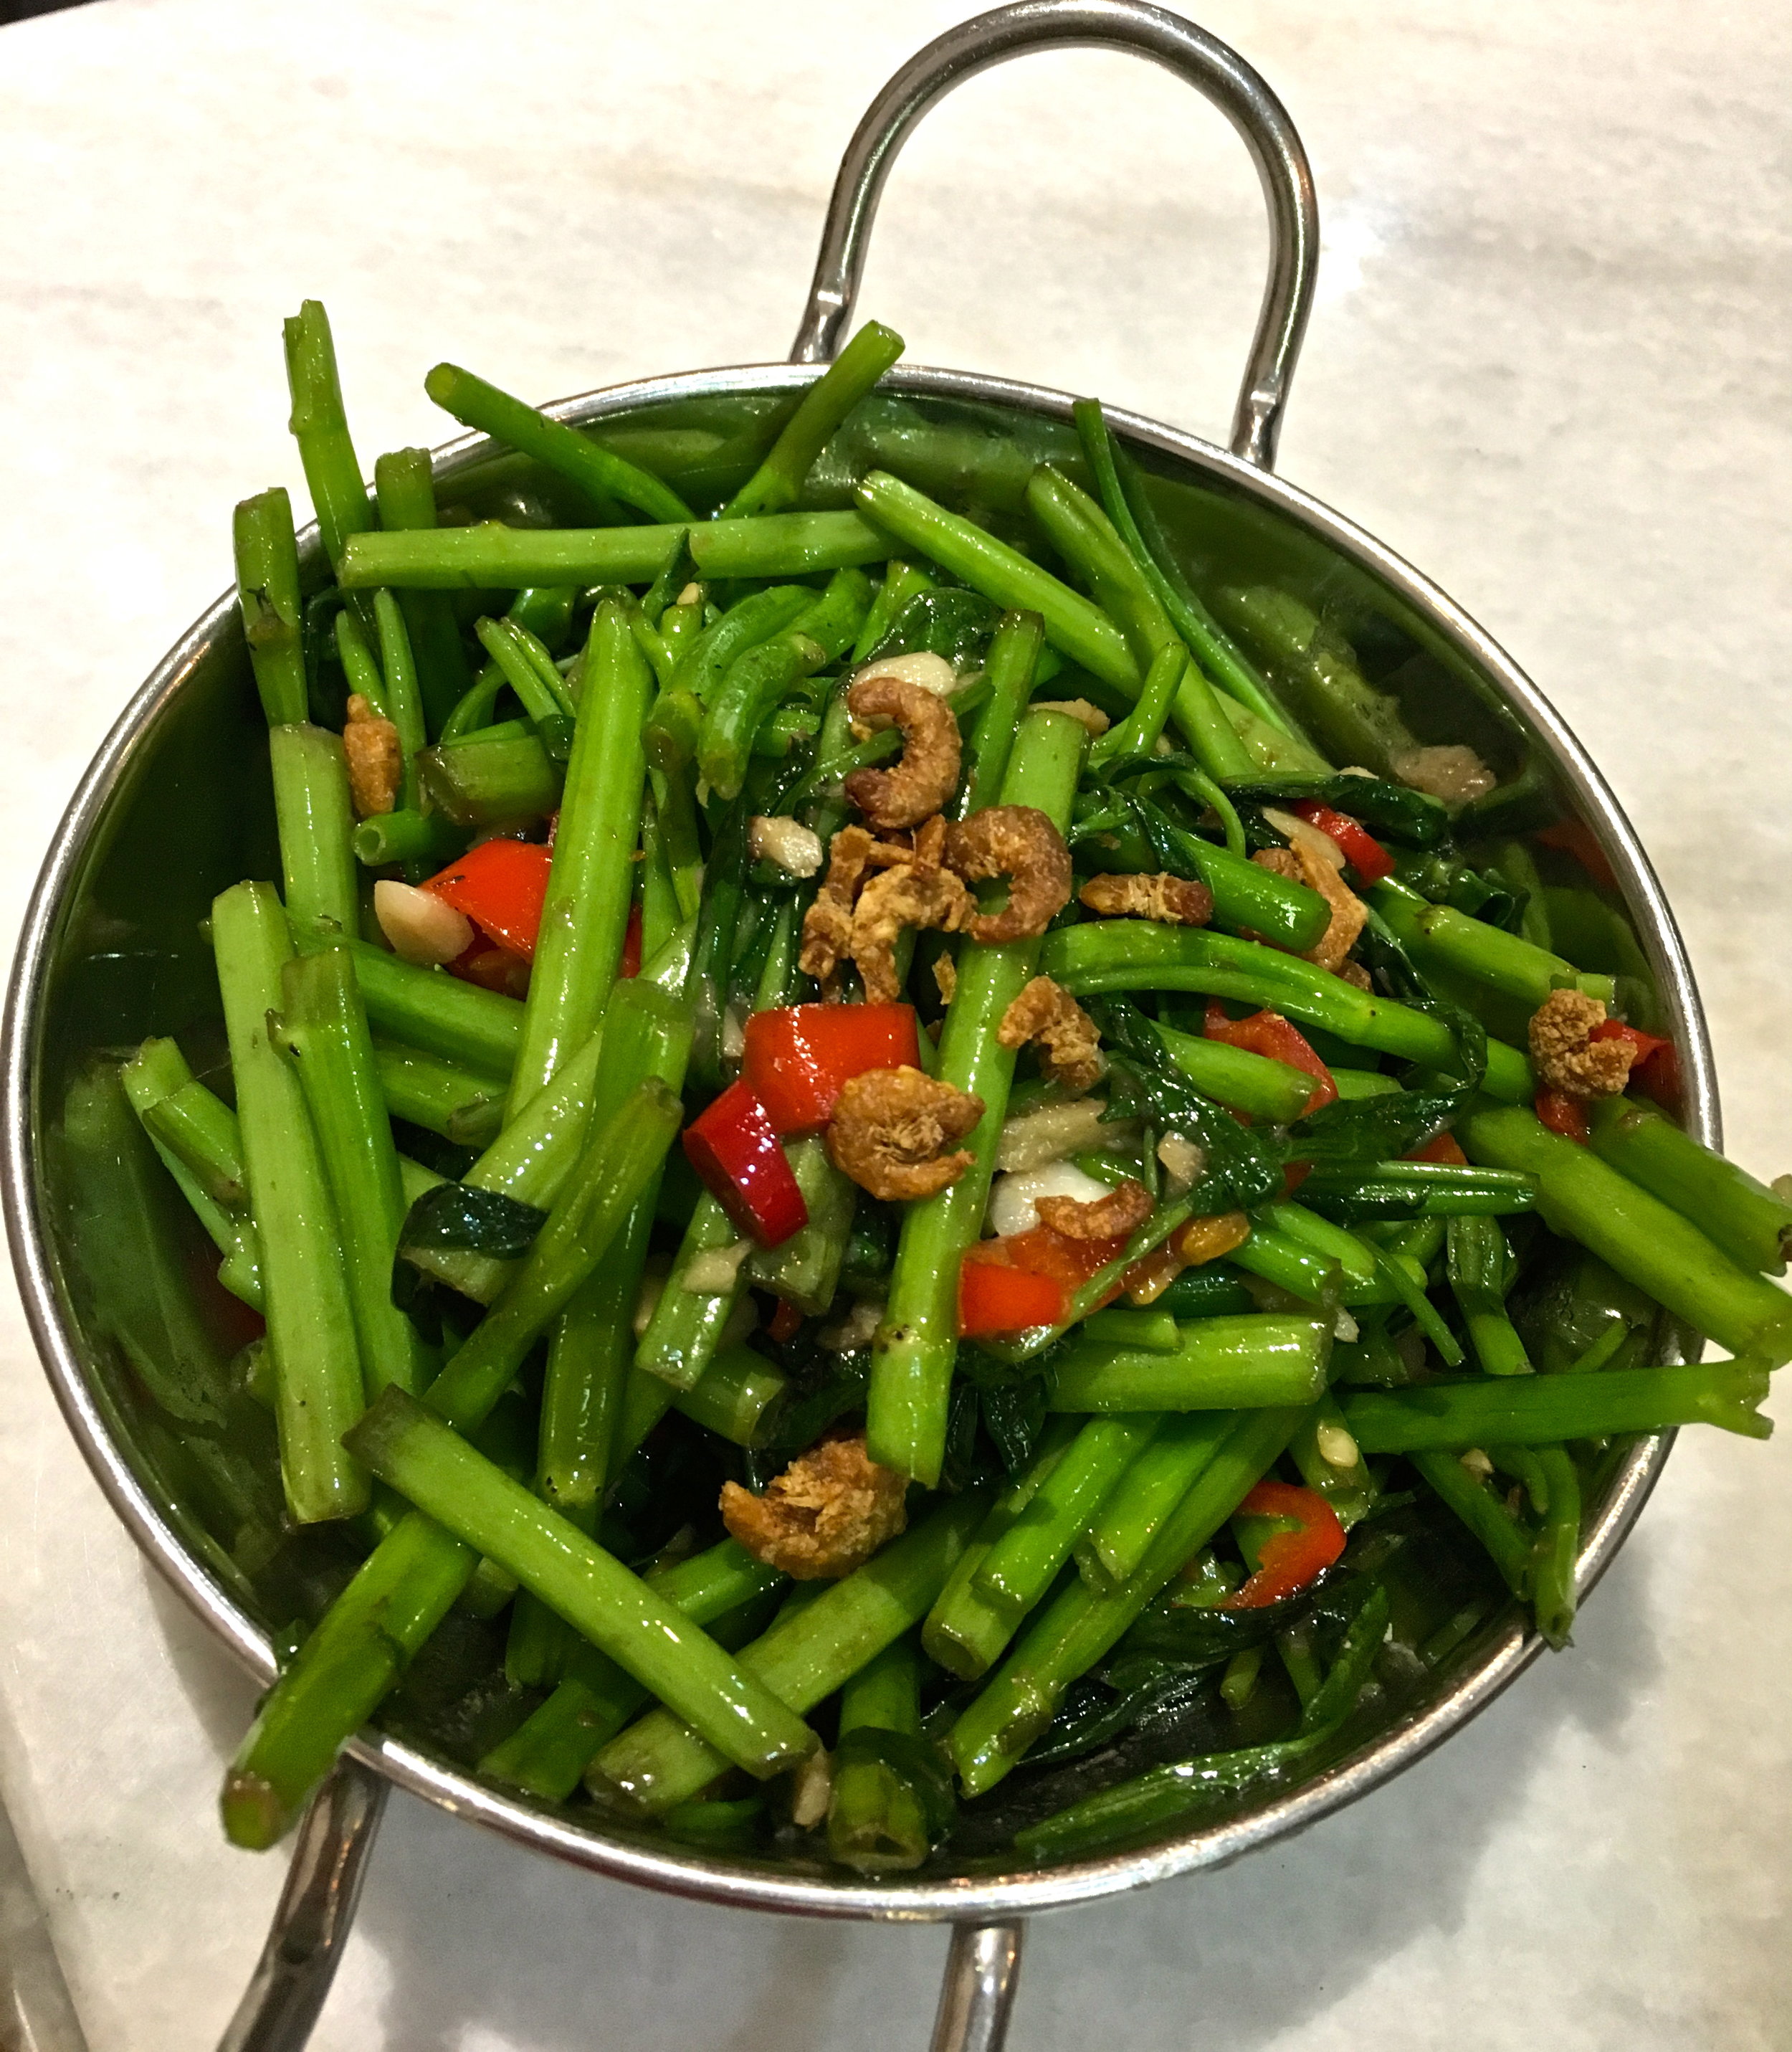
864,588,999,669
398,1183,548,1261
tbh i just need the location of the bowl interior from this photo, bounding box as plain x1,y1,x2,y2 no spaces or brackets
9,367,1706,1919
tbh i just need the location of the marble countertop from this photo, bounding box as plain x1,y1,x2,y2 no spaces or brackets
1,1,1788,2045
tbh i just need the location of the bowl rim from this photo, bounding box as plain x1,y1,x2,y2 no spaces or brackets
1,357,1709,1922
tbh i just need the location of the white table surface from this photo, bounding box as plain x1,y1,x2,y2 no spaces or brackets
2,0,1789,2044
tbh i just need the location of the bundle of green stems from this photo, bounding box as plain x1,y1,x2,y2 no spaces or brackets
97,298,1782,1875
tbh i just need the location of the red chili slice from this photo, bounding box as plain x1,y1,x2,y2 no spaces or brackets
682,1081,809,1249
1409,1131,1469,1165
422,838,553,961
1535,1088,1591,1144
743,1002,922,1134
1204,1002,1338,1113
1586,1020,1679,1110
447,941,530,999
1535,819,1618,893
1288,800,1396,885
1223,1480,1347,1609
956,1260,1066,1338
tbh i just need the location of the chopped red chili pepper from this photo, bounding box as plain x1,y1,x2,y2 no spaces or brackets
767,1296,804,1344
1409,1131,1469,1165
682,1080,809,1248
1204,1001,1338,1113
957,1222,1133,1335
422,837,553,961
1288,800,1395,885
1634,1038,1681,1108
1281,1161,1312,1198
1223,1480,1346,1609
1535,1088,1591,1144
447,940,530,998
1535,818,1618,893
1590,1019,1668,1061
968,1224,1131,1293
620,904,642,980
1119,1240,1185,1306
1588,1020,1678,1109
742,1002,922,1134
957,1260,1066,1338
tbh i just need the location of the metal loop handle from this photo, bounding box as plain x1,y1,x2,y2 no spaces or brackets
930,1922,1025,2052
210,1773,1019,2052
215,1759,386,2052
790,0,1318,470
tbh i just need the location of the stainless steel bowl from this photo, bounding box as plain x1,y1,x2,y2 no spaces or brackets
0,4,1713,2046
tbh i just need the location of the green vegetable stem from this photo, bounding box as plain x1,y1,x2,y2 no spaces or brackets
283,299,374,626
826,1637,952,1873
425,361,694,524
507,599,651,1118
1464,1104,1792,1365
270,725,358,942
480,1540,784,1800
232,488,308,727
854,470,1135,692
1044,1316,1333,1411
1343,1359,1773,1450
724,320,905,519
868,708,1087,1486
950,1406,1307,1797
373,445,472,732
1587,1096,1792,1276
211,884,367,1524
588,1494,988,1815
338,511,891,592
347,1389,816,1780
277,946,434,1399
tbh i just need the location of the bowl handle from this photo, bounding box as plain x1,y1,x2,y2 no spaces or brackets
214,1758,386,2052
789,0,1318,471
930,1920,1026,2052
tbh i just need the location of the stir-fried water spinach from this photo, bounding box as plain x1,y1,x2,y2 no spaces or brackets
92,303,1788,1872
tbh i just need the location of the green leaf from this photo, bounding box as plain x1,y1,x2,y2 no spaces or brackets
745,1353,869,1483
1118,1592,1312,1670
1019,1661,1216,1769
1297,1580,1389,1734
397,1182,548,1260
977,1375,1052,1476
1288,920,1487,1166
1088,997,1285,1211
1393,847,1527,931
1223,773,1450,849
862,588,999,669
